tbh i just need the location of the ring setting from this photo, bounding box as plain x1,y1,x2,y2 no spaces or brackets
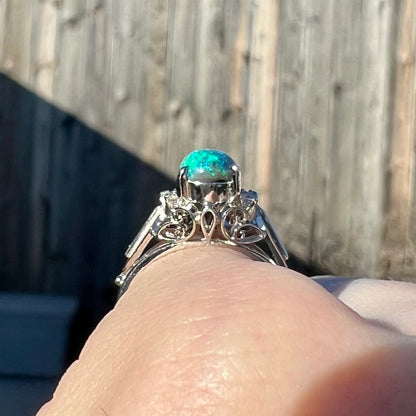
115,149,288,296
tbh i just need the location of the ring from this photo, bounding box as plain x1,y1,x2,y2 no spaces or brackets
115,149,289,297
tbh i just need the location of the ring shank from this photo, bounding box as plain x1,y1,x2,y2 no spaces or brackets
116,241,278,298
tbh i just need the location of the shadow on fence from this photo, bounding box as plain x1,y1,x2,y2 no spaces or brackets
0,73,174,360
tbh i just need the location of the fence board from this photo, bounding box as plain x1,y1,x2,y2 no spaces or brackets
1,0,416,280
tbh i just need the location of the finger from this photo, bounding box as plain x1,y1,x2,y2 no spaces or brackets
37,246,416,416
314,276,416,335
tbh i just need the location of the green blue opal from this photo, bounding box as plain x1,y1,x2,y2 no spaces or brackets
180,149,236,182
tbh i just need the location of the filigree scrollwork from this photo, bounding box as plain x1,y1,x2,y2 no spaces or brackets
230,223,266,244
220,205,266,244
158,190,267,245
220,206,247,241
158,207,196,241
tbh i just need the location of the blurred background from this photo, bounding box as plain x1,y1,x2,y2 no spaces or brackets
0,0,415,414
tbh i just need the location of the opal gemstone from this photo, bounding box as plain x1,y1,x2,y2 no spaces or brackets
180,149,237,182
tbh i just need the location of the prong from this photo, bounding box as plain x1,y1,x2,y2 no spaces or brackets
177,167,190,198
231,164,241,194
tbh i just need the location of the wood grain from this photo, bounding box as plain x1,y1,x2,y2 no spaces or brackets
1,0,416,280
381,0,416,280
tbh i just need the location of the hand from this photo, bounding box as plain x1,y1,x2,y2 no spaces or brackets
37,246,416,415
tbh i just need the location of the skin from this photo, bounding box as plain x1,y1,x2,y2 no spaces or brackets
37,246,416,416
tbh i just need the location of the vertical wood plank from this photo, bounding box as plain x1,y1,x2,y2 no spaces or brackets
322,0,363,271
164,0,200,171
382,0,416,279
110,0,143,152
272,0,308,248
226,0,248,165
0,0,7,65
0,0,32,80
80,0,108,131
244,0,279,209
141,0,168,166
279,0,334,265
53,0,87,113
348,0,393,276
30,0,58,99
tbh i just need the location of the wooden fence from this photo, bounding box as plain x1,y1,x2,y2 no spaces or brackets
1,0,416,281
